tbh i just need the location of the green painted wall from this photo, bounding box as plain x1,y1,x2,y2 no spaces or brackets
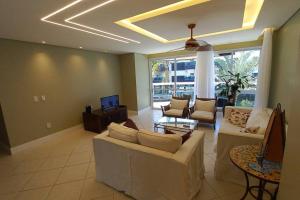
269,10,300,119
0,104,10,150
135,54,151,111
119,53,150,111
269,9,300,199
119,54,138,111
0,38,122,147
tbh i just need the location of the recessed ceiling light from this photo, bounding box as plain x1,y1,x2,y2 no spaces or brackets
116,0,265,43
41,0,129,43
42,41,46,44
64,0,140,44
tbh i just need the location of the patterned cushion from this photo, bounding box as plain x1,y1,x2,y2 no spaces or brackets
243,126,260,134
228,109,250,128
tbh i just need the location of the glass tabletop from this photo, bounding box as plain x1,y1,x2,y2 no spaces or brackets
154,117,197,130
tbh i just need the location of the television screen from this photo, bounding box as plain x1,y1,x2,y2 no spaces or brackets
101,95,119,110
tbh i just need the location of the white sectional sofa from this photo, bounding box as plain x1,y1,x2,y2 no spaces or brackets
93,126,205,200
214,106,272,185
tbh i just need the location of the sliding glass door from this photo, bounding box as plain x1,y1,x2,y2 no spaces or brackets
150,56,196,109
214,49,260,107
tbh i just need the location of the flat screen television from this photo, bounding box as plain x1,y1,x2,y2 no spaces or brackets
100,95,119,111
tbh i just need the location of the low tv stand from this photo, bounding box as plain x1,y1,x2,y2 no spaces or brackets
82,105,128,133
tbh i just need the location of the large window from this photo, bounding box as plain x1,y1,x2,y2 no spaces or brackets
150,48,260,109
151,56,196,108
215,49,260,107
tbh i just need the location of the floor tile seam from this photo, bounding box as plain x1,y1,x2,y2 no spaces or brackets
203,178,223,198
21,167,63,192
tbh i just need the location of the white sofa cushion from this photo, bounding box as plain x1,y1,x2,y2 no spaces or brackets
108,122,138,143
191,111,214,120
195,99,215,112
164,109,183,117
246,108,272,135
138,129,182,153
170,98,188,110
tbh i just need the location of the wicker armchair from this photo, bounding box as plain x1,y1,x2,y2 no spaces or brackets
161,96,190,118
189,97,217,129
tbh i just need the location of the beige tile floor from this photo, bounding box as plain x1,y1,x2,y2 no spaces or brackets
0,109,253,200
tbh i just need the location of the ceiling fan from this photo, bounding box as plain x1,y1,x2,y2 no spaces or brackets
171,23,213,52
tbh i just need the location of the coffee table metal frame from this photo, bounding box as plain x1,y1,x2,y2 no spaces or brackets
153,117,197,132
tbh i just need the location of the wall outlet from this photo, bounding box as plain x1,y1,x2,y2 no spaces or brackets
33,96,39,102
41,95,46,101
46,122,52,129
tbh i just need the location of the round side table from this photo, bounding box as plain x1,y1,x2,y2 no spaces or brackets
230,145,281,200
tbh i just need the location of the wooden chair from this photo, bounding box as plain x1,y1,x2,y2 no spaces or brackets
161,96,190,118
189,97,217,129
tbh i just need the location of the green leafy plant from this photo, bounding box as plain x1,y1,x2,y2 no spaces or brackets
216,71,251,104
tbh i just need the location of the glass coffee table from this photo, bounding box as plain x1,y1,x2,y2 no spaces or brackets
154,117,197,132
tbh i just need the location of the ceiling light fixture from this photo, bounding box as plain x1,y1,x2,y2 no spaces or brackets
41,0,129,43
116,0,264,43
42,41,46,44
79,46,83,49
65,0,140,44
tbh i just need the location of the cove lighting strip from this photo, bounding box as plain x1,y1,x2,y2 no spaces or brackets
115,0,265,43
41,0,136,43
65,0,140,44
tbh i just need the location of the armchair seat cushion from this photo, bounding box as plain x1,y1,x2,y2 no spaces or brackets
164,109,183,117
191,111,214,120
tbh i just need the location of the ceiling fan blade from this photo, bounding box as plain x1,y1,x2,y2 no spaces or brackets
195,44,213,51
168,46,185,52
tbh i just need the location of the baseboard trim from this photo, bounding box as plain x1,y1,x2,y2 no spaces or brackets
10,124,82,154
138,106,151,115
128,110,138,116
0,141,11,154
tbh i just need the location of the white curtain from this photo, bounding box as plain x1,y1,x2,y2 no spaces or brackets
194,51,215,98
255,28,273,109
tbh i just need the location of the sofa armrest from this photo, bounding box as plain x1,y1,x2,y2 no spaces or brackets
173,130,205,165
224,106,253,119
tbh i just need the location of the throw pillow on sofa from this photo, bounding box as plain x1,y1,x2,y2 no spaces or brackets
165,129,191,144
245,109,271,135
123,118,139,130
108,122,138,143
138,129,182,153
228,109,250,128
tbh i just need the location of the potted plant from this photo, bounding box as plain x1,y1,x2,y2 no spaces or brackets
216,71,250,106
